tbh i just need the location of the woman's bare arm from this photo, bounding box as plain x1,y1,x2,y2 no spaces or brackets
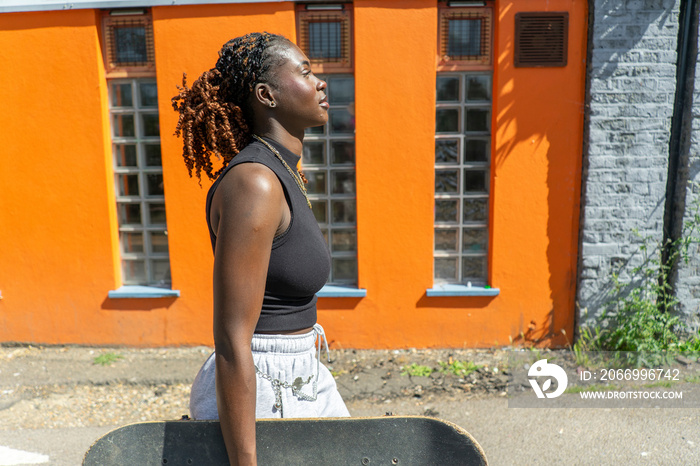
210,162,286,466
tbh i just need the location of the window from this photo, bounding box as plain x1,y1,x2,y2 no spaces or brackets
435,2,493,287
109,79,170,287
309,22,342,59
297,4,357,287
303,75,357,285
102,10,155,77
103,10,170,288
438,2,493,70
296,4,353,73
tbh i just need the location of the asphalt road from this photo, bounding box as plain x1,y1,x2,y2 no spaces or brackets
1,396,699,465
1,346,699,465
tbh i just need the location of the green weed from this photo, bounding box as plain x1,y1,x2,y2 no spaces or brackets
565,384,620,394
438,360,481,377
401,363,433,377
575,194,700,355
93,352,123,366
643,380,676,389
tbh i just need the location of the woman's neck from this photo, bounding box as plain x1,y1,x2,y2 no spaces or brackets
254,122,304,156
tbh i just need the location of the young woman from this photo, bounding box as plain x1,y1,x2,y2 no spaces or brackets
172,32,349,465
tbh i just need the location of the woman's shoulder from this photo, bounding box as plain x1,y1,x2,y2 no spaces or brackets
212,142,273,189
207,139,289,212
227,140,268,167
218,154,280,199
206,143,285,240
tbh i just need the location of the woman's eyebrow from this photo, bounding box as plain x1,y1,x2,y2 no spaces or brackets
298,60,311,68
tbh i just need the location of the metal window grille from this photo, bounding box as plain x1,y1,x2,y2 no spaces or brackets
438,5,492,69
514,12,569,67
302,75,357,285
103,13,155,75
447,18,483,58
297,7,353,73
434,73,492,286
114,26,148,64
109,78,171,287
309,21,342,59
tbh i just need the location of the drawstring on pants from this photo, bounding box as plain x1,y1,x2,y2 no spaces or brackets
254,324,329,417
314,322,330,365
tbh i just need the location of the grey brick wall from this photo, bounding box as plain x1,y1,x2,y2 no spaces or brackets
674,26,700,333
578,0,680,326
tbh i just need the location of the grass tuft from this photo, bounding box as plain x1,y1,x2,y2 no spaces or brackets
93,352,123,366
401,363,433,377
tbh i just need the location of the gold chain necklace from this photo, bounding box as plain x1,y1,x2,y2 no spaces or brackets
252,134,312,210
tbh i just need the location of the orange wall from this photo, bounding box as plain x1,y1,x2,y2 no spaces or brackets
317,0,587,348
335,0,438,347
489,0,587,347
0,9,120,344
152,3,298,344
0,5,297,346
0,0,587,348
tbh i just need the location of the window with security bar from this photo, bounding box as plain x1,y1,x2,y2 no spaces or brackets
303,75,357,285
438,2,493,71
102,10,155,77
109,79,171,287
296,4,353,73
435,3,493,286
434,73,491,286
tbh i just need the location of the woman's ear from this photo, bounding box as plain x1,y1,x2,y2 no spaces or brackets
254,83,277,109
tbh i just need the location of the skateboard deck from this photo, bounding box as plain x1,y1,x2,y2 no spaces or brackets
83,416,487,465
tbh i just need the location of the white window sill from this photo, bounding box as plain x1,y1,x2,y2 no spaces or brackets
317,285,367,298
108,286,180,299
427,284,500,297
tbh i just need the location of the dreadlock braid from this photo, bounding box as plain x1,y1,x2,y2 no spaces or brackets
172,32,291,181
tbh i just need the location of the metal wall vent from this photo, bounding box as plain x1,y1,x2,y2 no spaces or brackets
514,12,568,67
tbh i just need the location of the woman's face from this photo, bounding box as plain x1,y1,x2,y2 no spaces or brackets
267,44,329,131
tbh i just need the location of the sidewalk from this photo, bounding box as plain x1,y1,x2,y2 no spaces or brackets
0,345,508,430
1,345,699,465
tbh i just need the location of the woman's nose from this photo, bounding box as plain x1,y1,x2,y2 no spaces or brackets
317,78,327,91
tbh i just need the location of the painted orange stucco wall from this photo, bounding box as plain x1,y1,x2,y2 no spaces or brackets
0,4,297,346
316,0,587,348
0,0,587,348
489,0,587,347
152,3,298,344
0,9,120,344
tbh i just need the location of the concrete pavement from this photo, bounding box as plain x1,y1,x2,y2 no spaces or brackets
1,346,699,465
1,398,699,465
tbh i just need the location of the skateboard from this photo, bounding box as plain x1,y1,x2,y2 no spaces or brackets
83,416,488,465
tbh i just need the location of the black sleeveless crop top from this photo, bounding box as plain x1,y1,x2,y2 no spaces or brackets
205,137,331,332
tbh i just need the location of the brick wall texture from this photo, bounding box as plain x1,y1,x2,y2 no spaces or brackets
675,9,700,332
578,0,681,326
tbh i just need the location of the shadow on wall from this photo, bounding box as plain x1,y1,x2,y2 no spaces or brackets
494,7,584,347
495,1,675,345
575,0,678,324
592,0,675,80
673,161,700,333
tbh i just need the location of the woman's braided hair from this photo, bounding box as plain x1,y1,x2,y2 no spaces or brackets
172,32,291,181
